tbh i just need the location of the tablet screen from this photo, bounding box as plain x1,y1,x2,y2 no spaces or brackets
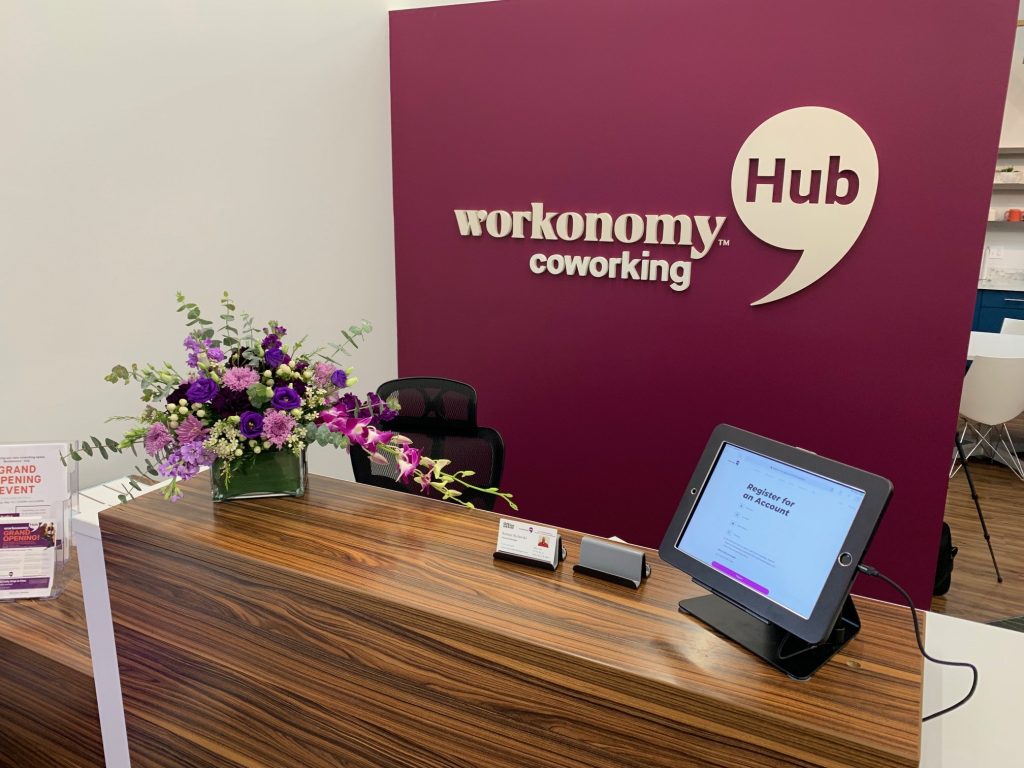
675,442,866,619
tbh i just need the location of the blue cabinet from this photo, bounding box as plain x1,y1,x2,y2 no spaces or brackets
974,289,1024,331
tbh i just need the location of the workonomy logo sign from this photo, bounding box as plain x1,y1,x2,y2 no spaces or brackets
732,107,878,305
453,106,876,304
453,203,727,293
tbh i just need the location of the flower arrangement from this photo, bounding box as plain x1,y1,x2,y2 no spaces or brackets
70,292,515,510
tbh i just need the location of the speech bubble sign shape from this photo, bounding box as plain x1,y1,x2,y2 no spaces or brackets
731,107,878,306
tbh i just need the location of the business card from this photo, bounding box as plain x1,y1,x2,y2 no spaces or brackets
496,518,559,568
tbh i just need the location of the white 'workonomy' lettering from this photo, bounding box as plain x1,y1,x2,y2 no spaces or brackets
454,202,726,260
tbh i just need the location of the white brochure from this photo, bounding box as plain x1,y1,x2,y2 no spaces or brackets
0,443,70,598
0,513,57,599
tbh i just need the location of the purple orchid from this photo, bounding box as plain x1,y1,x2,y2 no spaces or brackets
323,413,372,446
396,445,422,483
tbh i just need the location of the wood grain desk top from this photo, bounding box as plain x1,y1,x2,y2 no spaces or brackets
0,557,105,768
100,474,922,768
0,558,92,676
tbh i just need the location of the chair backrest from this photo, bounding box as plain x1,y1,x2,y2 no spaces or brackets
1001,318,1024,335
350,378,506,511
959,355,1024,426
376,377,478,433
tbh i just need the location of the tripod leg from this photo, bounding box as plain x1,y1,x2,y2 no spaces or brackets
954,435,1003,583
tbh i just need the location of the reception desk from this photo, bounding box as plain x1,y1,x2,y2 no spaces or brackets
98,475,922,767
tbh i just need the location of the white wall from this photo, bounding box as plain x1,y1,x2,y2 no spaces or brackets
1000,4,1024,144
0,0,480,487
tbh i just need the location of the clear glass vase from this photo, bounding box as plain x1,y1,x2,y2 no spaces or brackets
210,448,307,502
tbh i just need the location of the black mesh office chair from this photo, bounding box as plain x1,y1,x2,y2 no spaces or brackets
350,377,506,511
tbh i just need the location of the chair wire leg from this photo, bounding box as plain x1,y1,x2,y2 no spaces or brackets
971,423,1023,479
997,423,1024,480
950,421,984,478
953,434,1003,583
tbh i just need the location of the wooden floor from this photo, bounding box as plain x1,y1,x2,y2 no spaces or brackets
933,459,1024,623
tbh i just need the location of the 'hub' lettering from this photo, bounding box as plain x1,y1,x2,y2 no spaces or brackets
746,156,859,205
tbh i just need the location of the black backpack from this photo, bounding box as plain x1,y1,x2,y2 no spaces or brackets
933,522,958,596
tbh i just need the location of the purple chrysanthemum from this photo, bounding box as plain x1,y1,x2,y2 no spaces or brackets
222,366,260,393
175,414,208,444
144,423,173,456
313,362,336,387
261,410,296,448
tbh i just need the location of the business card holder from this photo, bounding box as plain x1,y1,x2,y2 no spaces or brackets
493,537,566,571
572,536,651,588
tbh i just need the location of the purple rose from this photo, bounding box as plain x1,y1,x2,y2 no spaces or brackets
166,380,190,405
239,411,264,439
265,347,287,368
186,377,218,403
330,369,348,388
210,387,250,417
271,386,302,410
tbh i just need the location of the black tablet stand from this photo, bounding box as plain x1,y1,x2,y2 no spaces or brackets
493,536,566,571
679,592,860,680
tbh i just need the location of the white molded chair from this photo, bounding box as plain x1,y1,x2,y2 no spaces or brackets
951,355,1024,480
1000,317,1024,335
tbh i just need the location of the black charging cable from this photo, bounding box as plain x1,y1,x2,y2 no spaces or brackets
857,563,977,722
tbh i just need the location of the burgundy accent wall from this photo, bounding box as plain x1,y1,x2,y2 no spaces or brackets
390,0,1016,605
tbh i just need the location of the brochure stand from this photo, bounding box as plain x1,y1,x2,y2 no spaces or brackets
0,442,78,601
